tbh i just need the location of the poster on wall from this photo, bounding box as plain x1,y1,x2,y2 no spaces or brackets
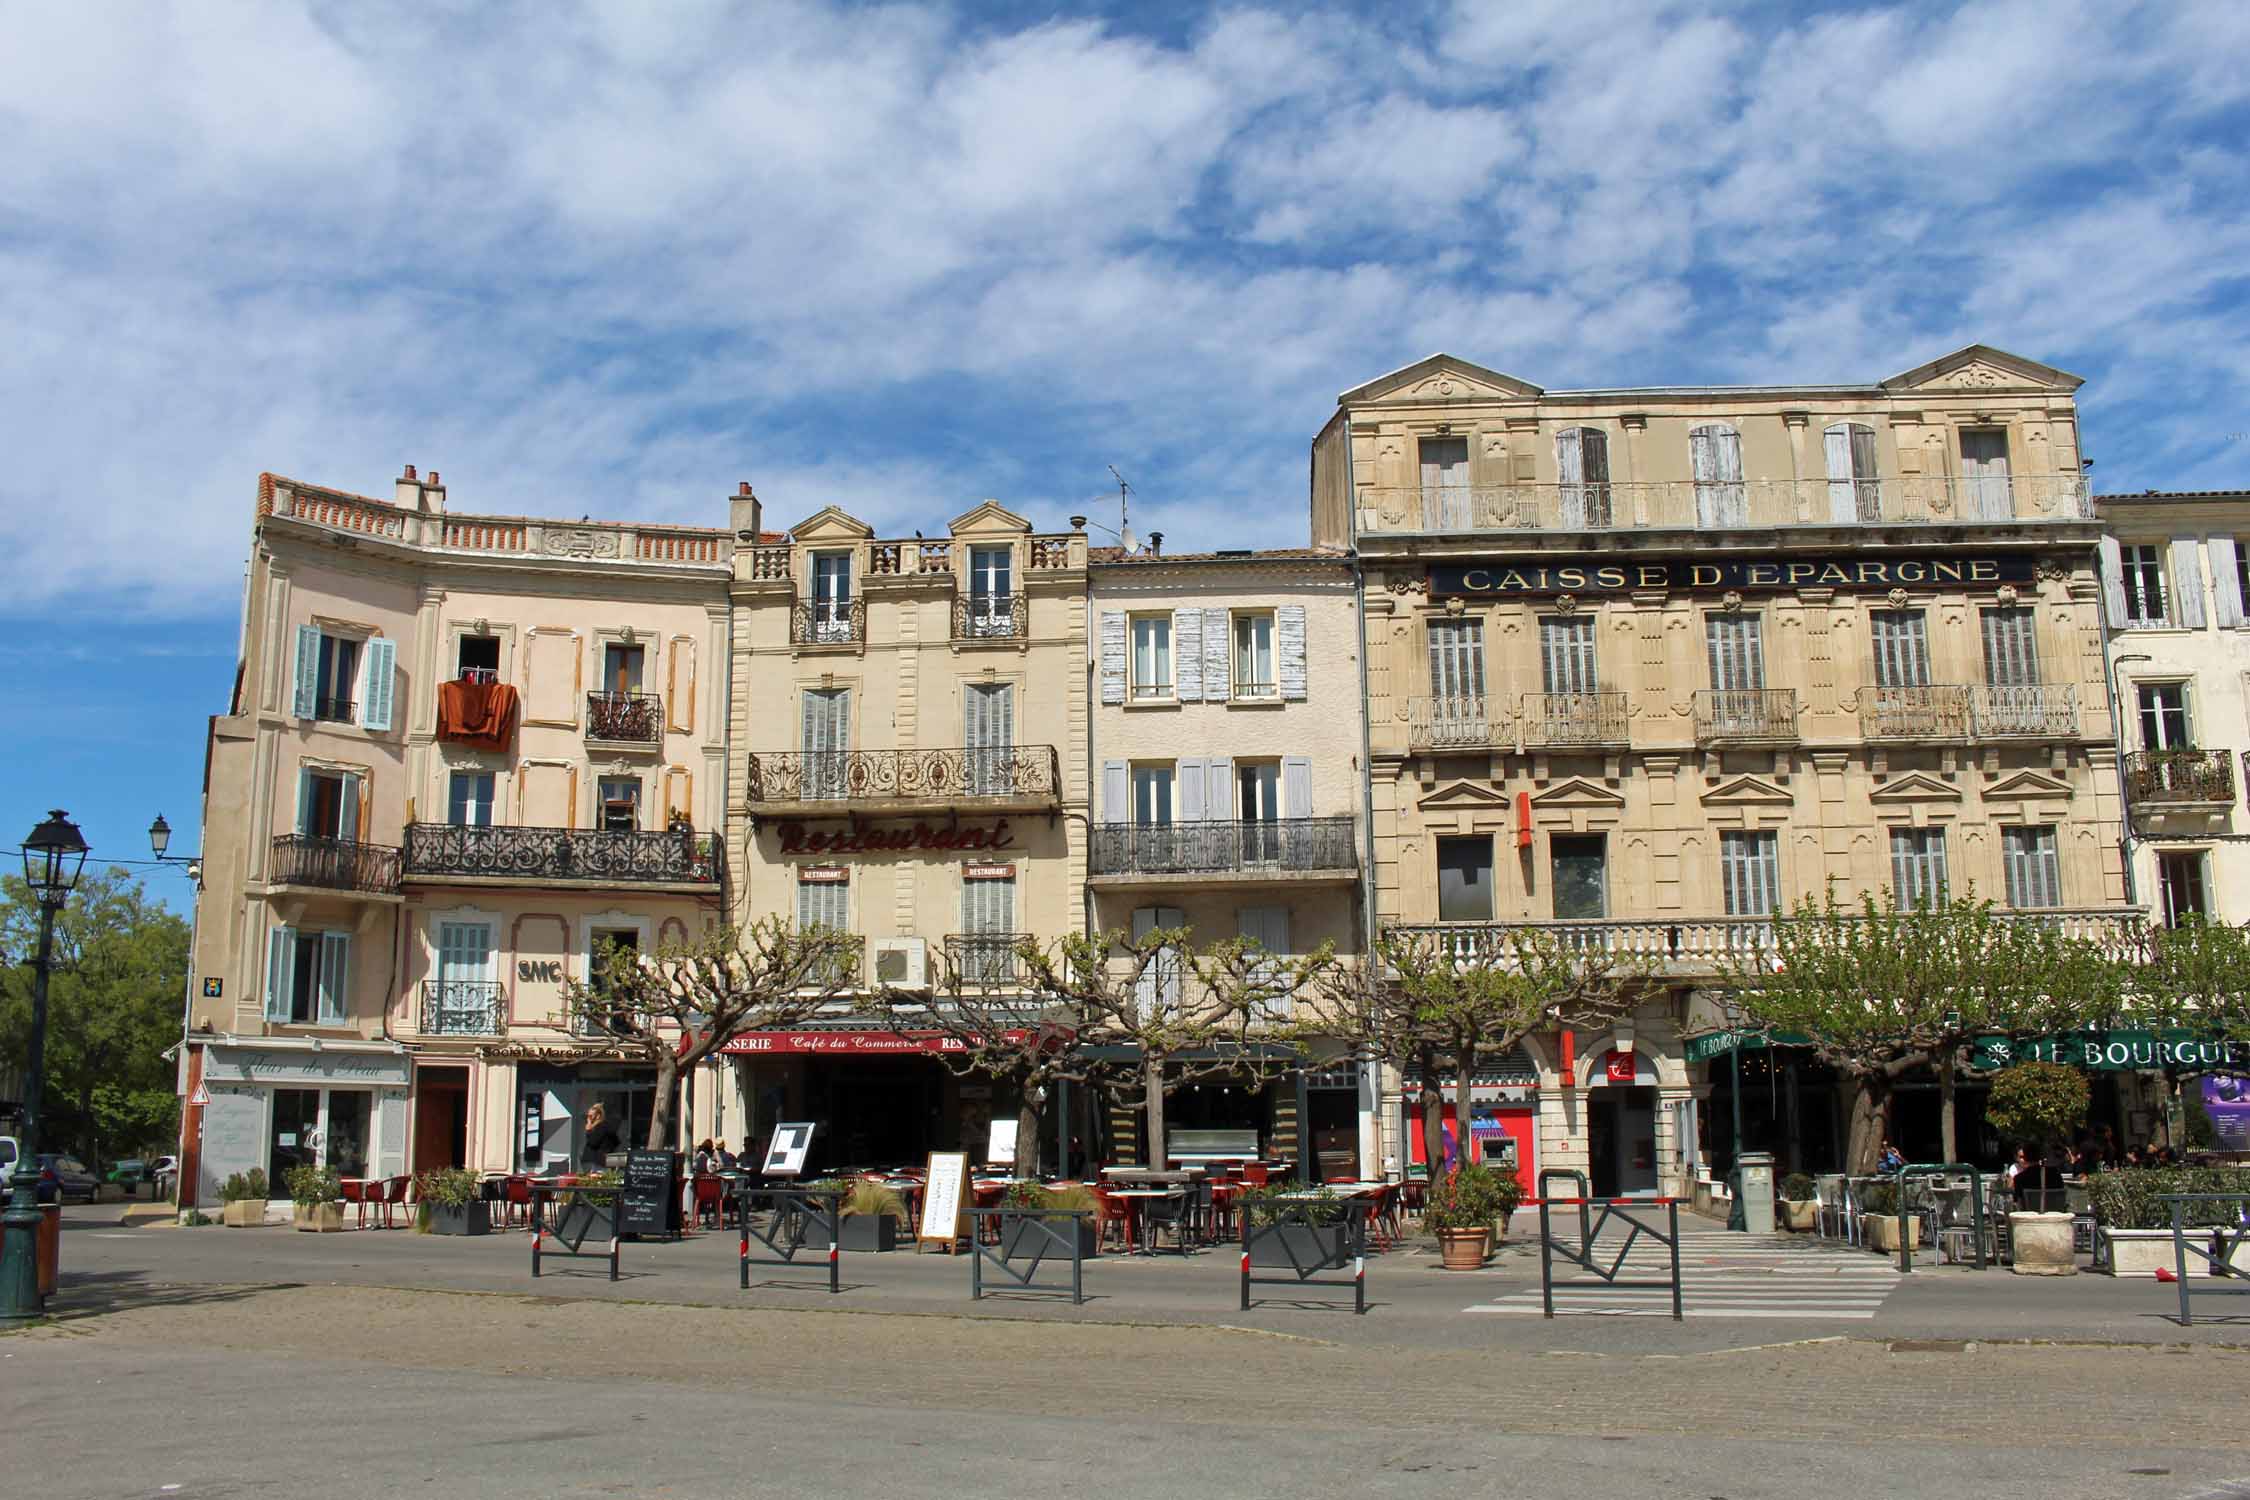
762,1122,816,1176
2203,1076,2250,1150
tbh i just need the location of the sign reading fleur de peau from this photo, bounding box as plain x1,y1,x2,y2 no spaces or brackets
1429,554,2039,598
774,819,1016,856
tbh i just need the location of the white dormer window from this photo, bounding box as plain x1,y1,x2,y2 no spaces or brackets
811,553,853,641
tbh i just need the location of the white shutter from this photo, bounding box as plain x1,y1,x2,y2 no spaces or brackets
2210,538,2244,628
2171,537,2209,628
1205,759,1233,825
1178,758,1206,823
317,932,350,1024
1428,620,1486,700
1823,424,1857,523
266,926,296,1021
293,625,321,719
1706,616,1764,692
2096,536,2127,629
1692,425,1744,527
1276,605,1307,700
1282,757,1312,820
1556,428,1584,528
1961,430,2012,520
1132,906,1185,1014
1541,619,1597,694
1981,609,2039,687
361,637,397,731
1202,608,1230,703
1102,759,1129,822
1099,611,1127,705
1174,609,1203,702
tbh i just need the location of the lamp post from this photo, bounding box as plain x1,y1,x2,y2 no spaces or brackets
1,810,89,1326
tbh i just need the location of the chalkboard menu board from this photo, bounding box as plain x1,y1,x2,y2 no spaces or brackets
620,1149,682,1240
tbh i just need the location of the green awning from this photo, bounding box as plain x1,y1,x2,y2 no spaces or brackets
1685,1028,1813,1064
1970,1030,2248,1073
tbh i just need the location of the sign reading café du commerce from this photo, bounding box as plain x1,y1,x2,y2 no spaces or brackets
1429,553,2040,598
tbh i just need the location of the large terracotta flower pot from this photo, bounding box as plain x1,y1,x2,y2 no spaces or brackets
1437,1227,1491,1270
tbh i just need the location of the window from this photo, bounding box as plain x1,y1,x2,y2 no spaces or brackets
1540,617,1598,695
1419,436,1470,529
796,872,850,934
964,682,1014,795
2122,544,2169,625
1237,760,1281,861
1427,618,1486,702
967,546,1014,633
1436,836,1494,923
2236,545,2248,622
1132,764,1175,826
1890,828,1949,909
456,634,500,682
433,920,497,1034
1720,831,1779,917
292,626,393,730
1555,427,1612,528
1130,615,1173,700
2001,827,2062,910
1871,610,1931,688
265,1087,370,1186
598,776,640,832
811,553,853,641
1690,424,1745,527
1980,608,2039,687
299,768,359,841
1232,612,1276,698
1131,906,1186,1013
266,927,349,1026
1237,905,1292,1007
584,928,640,1033
602,643,645,694
801,688,850,799
1705,615,1766,692
960,872,1017,982
1960,429,2012,521
1824,422,1881,523
2159,852,2210,928
1550,834,1607,921
315,634,360,721
2137,682,2192,749
447,771,495,828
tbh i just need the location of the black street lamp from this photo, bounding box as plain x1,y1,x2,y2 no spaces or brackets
1,809,89,1326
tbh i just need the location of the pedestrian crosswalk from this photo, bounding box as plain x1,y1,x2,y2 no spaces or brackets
1466,1224,1904,1319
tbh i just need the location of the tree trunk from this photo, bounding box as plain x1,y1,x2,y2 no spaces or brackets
1143,1057,1166,1168
1935,1047,1958,1166
648,1050,679,1151
1416,1044,1444,1178
1843,1074,1889,1173
1015,1090,1040,1177
1454,1061,1477,1179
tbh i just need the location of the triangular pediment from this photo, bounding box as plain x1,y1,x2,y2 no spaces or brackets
1982,769,2075,800
1699,775,1797,808
1340,353,1544,407
1529,777,1626,809
949,499,1031,535
1881,344,2084,394
1867,771,1964,803
789,506,874,541
1416,780,1511,813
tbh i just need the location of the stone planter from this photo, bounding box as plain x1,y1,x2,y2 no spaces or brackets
1863,1214,1920,1254
2008,1212,2076,1275
1248,1222,1350,1270
1779,1200,1818,1232
427,1201,492,1237
292,1200,345,1233
2101,1227,2250,1278
1002,1215,1100,1261
221,1200,266,1228
1436,1226,1491,1270
803,1214,899,1252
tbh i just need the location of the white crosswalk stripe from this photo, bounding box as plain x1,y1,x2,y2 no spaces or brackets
1467,1225,1904,1319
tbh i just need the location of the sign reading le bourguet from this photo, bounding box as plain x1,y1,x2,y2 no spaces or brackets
1430,553,2038,598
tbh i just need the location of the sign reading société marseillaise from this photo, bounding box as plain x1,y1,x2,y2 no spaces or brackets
1429,553,2040,598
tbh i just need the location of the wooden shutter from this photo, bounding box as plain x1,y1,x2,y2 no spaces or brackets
1556,428,1583,527
1824,424,1857,523
317,931,350,1024
266,927,295,1021
1721,832,1779,917
1178,758,1206,823
1705,615,1764,692
1102,760,1129,822
1691,425,1744,527
1872,612,1929,688
1428,620,1486,701
1541,618,1597,694
1282,757,1312,820
1205,759,1233,825
1277,605,1307,699
1890,830,1947,908
293,625,321,719
1202,607,1231,703
797,874,848,932
2004,828,2061,909
1174,609,1203,702
361,638,397,731
1132,906,1186,1013
341,772,363,843
1981,609,2039,687
2096,536,2127,629
2170,537,2208,628
1238,905,1290,956
1961,430,2011,520
2209,538,2244,628
1099,611,1127,705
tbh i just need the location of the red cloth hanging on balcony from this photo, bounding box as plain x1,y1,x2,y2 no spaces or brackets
436,676,519,750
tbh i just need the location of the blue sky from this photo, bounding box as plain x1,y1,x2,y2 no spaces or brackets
4,0,2247,907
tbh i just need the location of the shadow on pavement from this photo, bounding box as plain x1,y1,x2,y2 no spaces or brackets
41,1267,296,1324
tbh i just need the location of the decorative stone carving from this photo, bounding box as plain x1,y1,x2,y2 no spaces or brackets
1552,593,1579,615
541,528,621,559
1386,572,1426,596
2036,557,2071,583
1996,585,2020,606
1886,588,1910,609
1718,591,1744,614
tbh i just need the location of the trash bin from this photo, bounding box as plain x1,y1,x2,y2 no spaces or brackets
1738,1152,1776,1236
36,1203,61,1298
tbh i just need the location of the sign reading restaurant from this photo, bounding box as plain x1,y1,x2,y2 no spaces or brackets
1429,553,2039,598
775,819,1016,856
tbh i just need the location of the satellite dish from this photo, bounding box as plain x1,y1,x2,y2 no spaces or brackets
1120,525,1139,553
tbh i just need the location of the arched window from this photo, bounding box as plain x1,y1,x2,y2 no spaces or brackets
1689,423,1745,527
1824,422,1881,523
1555,427,1612,528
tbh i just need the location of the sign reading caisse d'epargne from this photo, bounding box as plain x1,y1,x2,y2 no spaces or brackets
1428,554,2038,598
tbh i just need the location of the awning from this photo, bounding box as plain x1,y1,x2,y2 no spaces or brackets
1971,1030,2250,1073
1684,1028,1812,1065
722,1029,1025,1057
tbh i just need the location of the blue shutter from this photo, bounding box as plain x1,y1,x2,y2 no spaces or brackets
293,626,321,719
1282,757,1312,820
266,927,295,1022
317,932,350,1024
1102,760,1129,823
1178,758,1206,823
361,638,397,730
296,767,314,836
1277,605,1307,700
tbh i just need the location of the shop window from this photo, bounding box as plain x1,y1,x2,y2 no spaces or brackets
1437,836,1494,923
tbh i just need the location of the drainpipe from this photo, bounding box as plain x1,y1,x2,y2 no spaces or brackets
1339,410,1389,1178
2105,631,2150,914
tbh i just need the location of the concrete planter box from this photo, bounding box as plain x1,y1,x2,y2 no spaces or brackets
1863,1215,1920,1254
1003,1216,1100,1261
221,1201,267,1228
293,1201,346,1233
2009,1212,2076,1275
1779,1200,1818,1232
1248,1222,1350,1270
804,1214,899,1252
428,1201,492,1237
2102,1227,2250,1278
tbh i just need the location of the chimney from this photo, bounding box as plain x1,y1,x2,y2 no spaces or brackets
1147,531,1164,555
395,464,421,509
421,470,446,515
730,480,762,541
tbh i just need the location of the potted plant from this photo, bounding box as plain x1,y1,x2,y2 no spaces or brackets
1486,1168,1525,1243
1985,1060,2088,1275
1000,1182,1101,1259
551,1169,623,1248
285,1164,344,1232
836,1179,906,1252
786,1178,855,1248
1778,1172,1819,1232
218,1168,269,1228
1859,1180,1920,1254
1424,1164,1504,1269
418,1167,491,1236
2090,1166,2250,1277
1240,1183,1354,1269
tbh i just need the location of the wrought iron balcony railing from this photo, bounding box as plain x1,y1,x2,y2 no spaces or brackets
1406,695,1506,750
1971,683,2079,739
1356,473,2094,534
945,933,1029,986
1859,684,1972,740
401,824,722,884
1089,817,1357,877
1523,691,1629,748
953,593,1025,642
792,598,865,647
1693,688,1799,744
269,835,401,894
744,746,1062,805
420,980,506,1037
2127,749,2237,807
585,691,663,743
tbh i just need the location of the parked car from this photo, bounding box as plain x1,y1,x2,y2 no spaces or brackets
148,1155,180,1196
108,1158,148,1187
0,1136,18,1186
35,1154,99,1203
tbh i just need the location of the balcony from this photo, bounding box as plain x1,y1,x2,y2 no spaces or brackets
743,746,1063,818
1859,684,1972,741
2127,749,2237,809
585,691,663,745
1522,692,1629,750
791,598,865,648
1407,695,1506,751
400,824,722,889
1355,473,2094,535
1088,817,1358,886
269,835,401,896
420,980,506,1038
953,593,1025,644
1971,684,2079,740
945,933,1029,987
1693,689,1799,746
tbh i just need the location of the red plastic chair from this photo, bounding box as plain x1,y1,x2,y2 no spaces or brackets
692,1175,724,1230
381,1175,411,1228
503,1176,531,1228
1243,1162,1270,1188
1091,1185,1132,1252
341,1177,369,1228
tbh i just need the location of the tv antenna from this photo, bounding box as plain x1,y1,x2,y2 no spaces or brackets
1107,465,1138,553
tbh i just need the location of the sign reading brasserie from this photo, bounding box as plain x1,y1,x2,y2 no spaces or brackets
776,819,1016,856
1430,553,2038,598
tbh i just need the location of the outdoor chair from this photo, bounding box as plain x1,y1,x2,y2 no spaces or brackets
1243,1162,1269,1187
341,1177,369,1229
501,1175,531,1229
382,1175,412,1228
692,1175,725,1230
1091,1185,1132,1251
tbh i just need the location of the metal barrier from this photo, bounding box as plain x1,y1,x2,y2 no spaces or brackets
734,1185,846,1294
530,1182,621,1281
1890,1163,1986,1273
1534,1168,1683,1321
2158,1193,2250,1326
968,1207,1090,1305
1239,1202,1368,1315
